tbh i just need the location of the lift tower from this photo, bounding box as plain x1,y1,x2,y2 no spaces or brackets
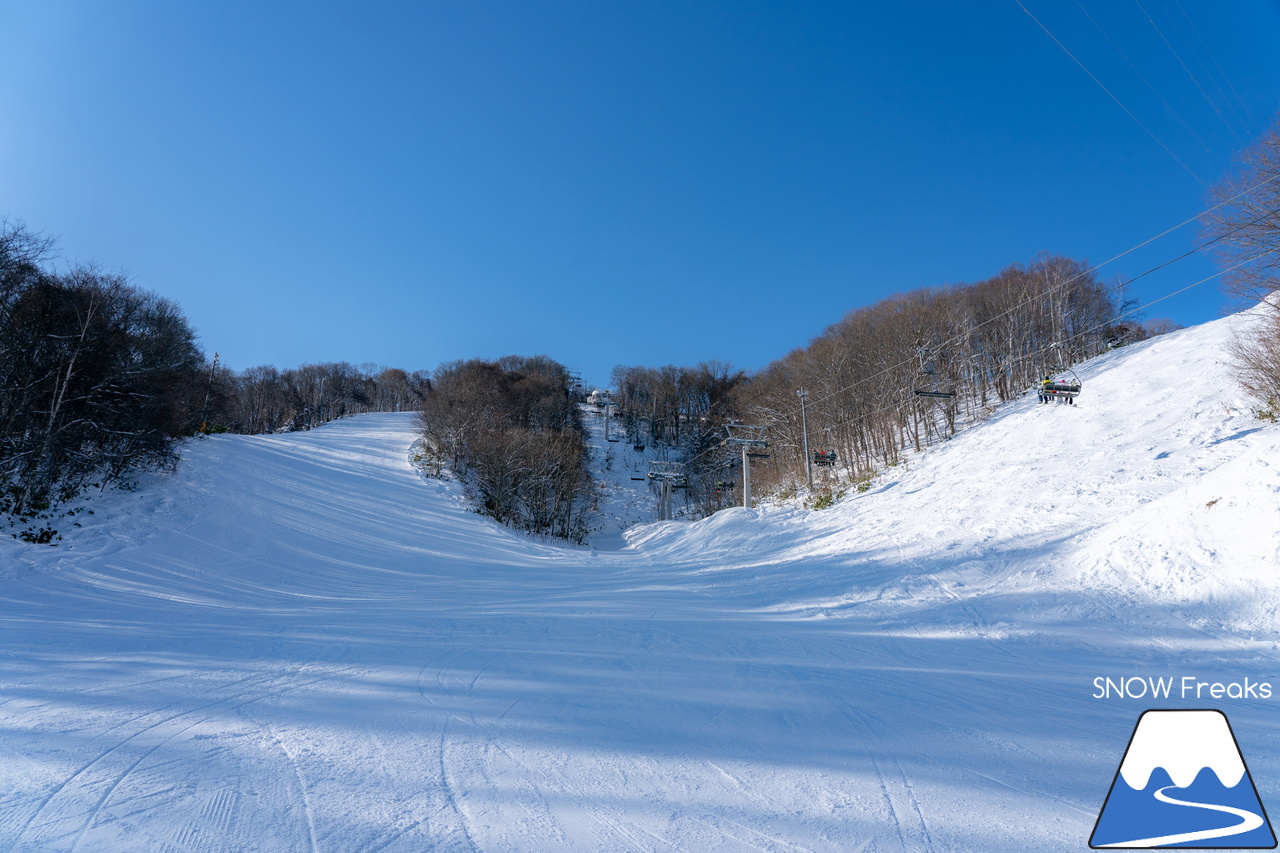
724,423,768,509
646,461,687,521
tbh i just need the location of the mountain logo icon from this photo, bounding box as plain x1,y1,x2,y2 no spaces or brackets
1090,709,1276,848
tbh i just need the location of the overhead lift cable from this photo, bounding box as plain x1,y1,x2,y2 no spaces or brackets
1133,0,1245,147
1070,0,1214,156
1167,0,1257,133
1012,0,1204,185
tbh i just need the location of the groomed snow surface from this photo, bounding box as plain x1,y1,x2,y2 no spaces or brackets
3,307,1280,852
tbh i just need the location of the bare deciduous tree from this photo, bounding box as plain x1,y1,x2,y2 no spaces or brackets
1202,121,1280,306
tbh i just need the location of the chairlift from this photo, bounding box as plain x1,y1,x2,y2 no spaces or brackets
633,444,645,452
1040,366,1082,399
746,451,771,460
647,461,687,488
913,369,955,399
812,448,838,467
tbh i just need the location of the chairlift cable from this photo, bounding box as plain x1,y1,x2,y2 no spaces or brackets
1069,0,1214,157
1167,0,1256,132
1012,0,1204,184
1156,0,1252,139
793,196,1280,419
1132,0,1244,147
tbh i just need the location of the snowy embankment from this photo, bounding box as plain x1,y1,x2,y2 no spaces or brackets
1,307,1279,852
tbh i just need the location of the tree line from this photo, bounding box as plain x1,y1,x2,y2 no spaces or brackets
0,221,429,527
608,253,1177,509
1,221,588,543
203,361,432,435
739,254,1153,497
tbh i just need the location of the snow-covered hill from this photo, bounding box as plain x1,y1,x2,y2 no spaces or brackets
2,306,1278,852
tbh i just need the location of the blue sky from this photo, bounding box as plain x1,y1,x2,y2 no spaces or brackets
2,1,1279,387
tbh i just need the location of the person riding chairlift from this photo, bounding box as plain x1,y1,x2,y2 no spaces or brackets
1041,374,1076,406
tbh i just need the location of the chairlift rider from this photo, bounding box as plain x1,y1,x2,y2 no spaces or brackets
1040,373,1080,405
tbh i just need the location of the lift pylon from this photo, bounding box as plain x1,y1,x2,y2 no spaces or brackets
724,423,767,509
647,461,687,521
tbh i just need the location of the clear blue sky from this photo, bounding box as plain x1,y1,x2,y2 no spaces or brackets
2,1,1279,387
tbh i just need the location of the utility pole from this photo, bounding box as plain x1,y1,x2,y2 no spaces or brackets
796,388,812,491
724,423,768,509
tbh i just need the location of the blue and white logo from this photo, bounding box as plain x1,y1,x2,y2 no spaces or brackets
1091,710,1276,848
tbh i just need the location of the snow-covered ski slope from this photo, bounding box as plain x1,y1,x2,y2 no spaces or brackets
2,306,1279,852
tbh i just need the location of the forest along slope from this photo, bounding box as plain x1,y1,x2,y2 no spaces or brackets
2,307,1279,852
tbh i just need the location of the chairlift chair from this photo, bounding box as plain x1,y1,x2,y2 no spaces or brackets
812,448,838,467
647,461,688,489
913,369,955,399
1041,366,1082,399
913,346,957,399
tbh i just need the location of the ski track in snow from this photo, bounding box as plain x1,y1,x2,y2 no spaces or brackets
3,308,1280,851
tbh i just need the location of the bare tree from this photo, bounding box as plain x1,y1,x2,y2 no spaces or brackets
1201,117,1280,410
1202,121,1280,306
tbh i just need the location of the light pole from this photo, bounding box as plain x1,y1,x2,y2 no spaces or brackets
796,388,812,491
